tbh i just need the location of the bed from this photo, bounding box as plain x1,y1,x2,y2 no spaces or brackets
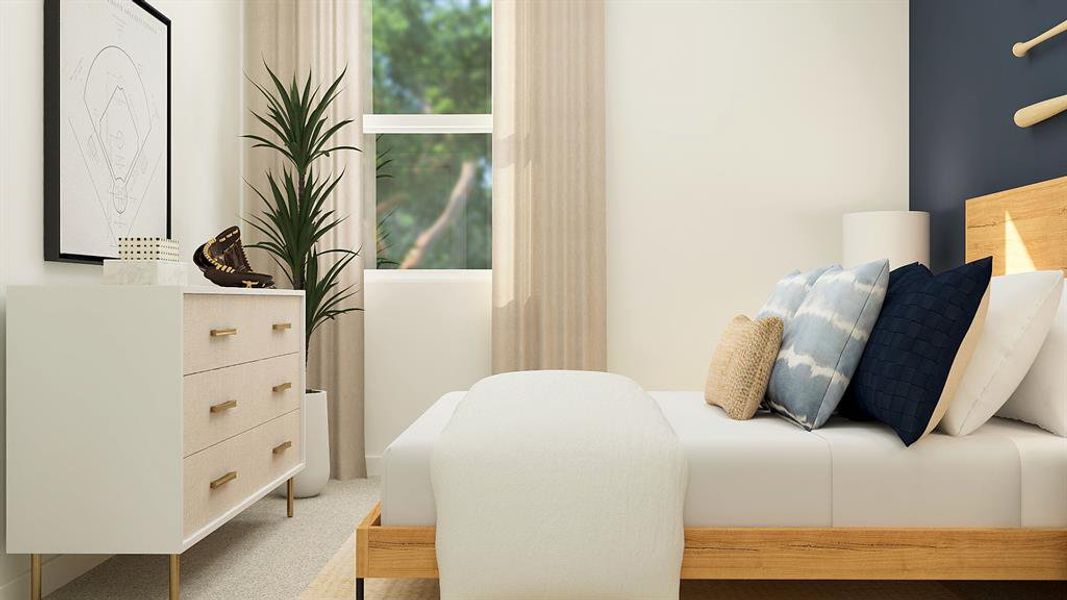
380,391,1067,531
356,176,1067,596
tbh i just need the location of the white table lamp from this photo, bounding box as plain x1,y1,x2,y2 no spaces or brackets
843,211,930,269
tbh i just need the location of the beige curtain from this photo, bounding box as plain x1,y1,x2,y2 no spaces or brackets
492,0,607,373
244,0,367,479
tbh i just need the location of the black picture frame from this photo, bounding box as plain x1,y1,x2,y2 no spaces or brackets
43,0,171,265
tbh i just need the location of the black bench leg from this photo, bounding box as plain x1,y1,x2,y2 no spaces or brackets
356,577,364,600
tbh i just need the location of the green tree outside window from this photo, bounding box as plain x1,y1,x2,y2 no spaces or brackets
372,0,492,269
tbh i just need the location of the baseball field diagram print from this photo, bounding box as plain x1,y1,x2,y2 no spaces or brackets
45,0,170,264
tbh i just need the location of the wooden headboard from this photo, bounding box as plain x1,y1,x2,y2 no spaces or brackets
965,176,1067,276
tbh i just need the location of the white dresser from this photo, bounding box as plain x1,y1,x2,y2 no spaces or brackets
6,286,306,599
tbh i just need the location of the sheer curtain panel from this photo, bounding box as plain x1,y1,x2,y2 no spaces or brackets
491,0,607,373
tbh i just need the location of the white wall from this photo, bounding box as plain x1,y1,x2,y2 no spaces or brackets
363,270,492,474
361,0,909,460
0,0,244,596
606,0,909,390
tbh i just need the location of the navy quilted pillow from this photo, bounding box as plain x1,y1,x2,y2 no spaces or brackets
842,258,992,446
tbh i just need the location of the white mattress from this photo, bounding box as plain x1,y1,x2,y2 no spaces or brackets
380,391,1067,528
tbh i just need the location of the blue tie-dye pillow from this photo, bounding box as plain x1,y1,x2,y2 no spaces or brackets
766,259,890,430
757,265,837,326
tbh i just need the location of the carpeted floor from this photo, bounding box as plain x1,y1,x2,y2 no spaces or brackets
47,479,379,600
49,478,1066,599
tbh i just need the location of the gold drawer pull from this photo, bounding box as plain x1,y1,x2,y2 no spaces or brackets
272,440,292,454
209,399,238,414
272,382,293,393
272,322,292,331
210,328,238,338
209,471,238,489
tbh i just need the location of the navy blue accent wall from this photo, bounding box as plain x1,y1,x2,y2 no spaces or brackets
910,0,1067,272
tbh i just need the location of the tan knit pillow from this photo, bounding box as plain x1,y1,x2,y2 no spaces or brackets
705,315,784,420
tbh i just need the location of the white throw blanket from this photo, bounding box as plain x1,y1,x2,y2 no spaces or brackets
431,371,688,600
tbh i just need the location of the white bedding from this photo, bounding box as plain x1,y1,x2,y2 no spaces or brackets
383,390,1067,528
430,371,688,600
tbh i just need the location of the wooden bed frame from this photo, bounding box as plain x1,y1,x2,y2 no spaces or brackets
357,502,1067,595
965,175,1067,276
355,177,1067,598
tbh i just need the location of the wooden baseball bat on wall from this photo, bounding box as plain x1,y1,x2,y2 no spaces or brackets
1015,93,1067,128
1010,19,1067,128
1013,19,1067,57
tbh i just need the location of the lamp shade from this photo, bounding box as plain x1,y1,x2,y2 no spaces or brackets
843,211,929,269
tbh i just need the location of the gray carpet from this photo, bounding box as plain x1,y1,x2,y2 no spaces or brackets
47,479,379,600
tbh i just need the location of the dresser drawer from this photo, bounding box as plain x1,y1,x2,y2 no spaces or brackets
183,293,302,374
182,410,301,538
183,353,302,457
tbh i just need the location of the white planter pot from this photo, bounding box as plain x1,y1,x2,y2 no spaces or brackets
296,389,331,497
278,389,330,498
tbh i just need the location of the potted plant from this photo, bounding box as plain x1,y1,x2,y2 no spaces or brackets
244,66,361,497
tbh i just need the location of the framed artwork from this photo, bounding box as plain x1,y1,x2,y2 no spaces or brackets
44,0,171,264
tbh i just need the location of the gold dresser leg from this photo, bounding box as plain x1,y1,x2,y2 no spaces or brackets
287,478,294,518
30,554,41,600
169,554,180,600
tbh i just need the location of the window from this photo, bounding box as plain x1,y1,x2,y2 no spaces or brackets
366,0,492,270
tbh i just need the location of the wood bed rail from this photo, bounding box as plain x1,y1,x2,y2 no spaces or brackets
357,502,439,578
357,502,1067,582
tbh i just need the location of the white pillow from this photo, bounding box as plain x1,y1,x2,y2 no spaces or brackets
940,271,1063,436
997,279,1067,436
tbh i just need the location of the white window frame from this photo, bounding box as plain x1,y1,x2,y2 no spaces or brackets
362,1,493,271
363,114,492,135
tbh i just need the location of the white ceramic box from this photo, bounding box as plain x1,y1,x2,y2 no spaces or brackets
103,260,190,286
